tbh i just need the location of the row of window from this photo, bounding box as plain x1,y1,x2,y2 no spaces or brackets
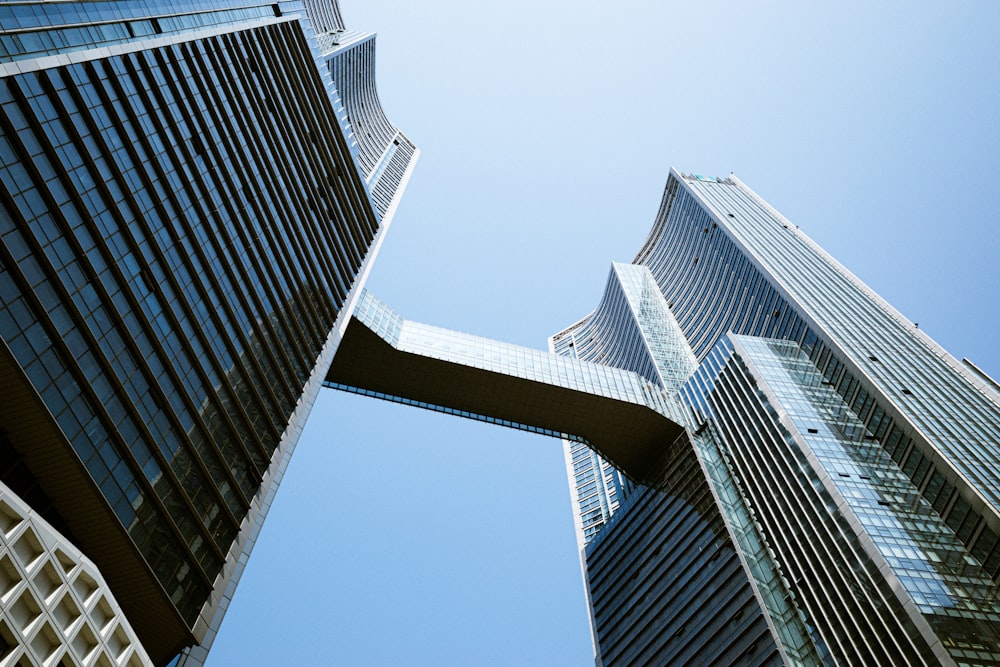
0,17,377,624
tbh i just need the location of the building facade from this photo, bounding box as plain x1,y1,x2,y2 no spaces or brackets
548,169,1000,665
328,168,1000,665
0,0,415,664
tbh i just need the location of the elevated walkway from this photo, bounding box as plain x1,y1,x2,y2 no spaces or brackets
325,292,686,483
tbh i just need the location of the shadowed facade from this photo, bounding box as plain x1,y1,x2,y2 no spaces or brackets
0,0,417,664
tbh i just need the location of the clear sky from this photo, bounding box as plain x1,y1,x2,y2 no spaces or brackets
208,2,1000,664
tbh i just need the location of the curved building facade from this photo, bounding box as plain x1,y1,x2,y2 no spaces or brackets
551,263,698,547
640,170,1000,585
320,31,418,218
549,169,1000,665
320,164,1000,663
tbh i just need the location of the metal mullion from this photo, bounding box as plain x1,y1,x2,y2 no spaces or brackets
277,22,379,267
32,66,249,529
45,67,235,565
150,38,308,398
192,36,321,388
124,47,299,456
118,52,290,451
231,27,344,320
297,90,377,297
253,39,360,315
746,190,994,440
266,26,371,278
355,40,397,171
320,148,375,261
307,170,359,309
138,41,298,359
708,371,869,659
146,43,304,448
201,31,327,353
332,47,375,173
98,53,271,486
232,53,346,352
186,99,320,417
300,95,371,270
315,121,381,251
719,360,920,661
0,102,219,587
712,413,872,662
641,489,724,641
97,57,272,494
210,32,335,341
602,518,713,660
0,207,219,592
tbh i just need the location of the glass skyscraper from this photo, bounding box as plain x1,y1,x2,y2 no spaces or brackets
548,169,1000,665
330,168,1000,665
0,0,415,664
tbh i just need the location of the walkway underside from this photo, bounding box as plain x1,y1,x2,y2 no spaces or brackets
325,298,685,484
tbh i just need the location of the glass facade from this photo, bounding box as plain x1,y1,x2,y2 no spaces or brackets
582,442,783,666
550,263,813,664
691,335,1000,664
639,171,1000,582
551,263,697,548
0,1,282,64
332,286,791,664
6,0,996,659
318,164,1000,664
544,169,1000,665
321,30,417,218
0,0,416,664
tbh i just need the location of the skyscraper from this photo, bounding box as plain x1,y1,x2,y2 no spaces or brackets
551,169,1000,665
0,0,415,664
329,168,1000,665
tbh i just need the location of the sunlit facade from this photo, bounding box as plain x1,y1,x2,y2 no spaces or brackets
322,166,1000,664
0,0,415,664
551,169,1000,665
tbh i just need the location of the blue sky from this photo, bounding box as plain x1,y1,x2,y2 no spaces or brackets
208,2,1000,664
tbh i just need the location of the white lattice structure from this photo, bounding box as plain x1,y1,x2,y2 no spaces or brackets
0,483,152,667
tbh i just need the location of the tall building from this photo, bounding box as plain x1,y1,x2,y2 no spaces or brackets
329,169,1000,665
0,0,415,664
549,169,1000,665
